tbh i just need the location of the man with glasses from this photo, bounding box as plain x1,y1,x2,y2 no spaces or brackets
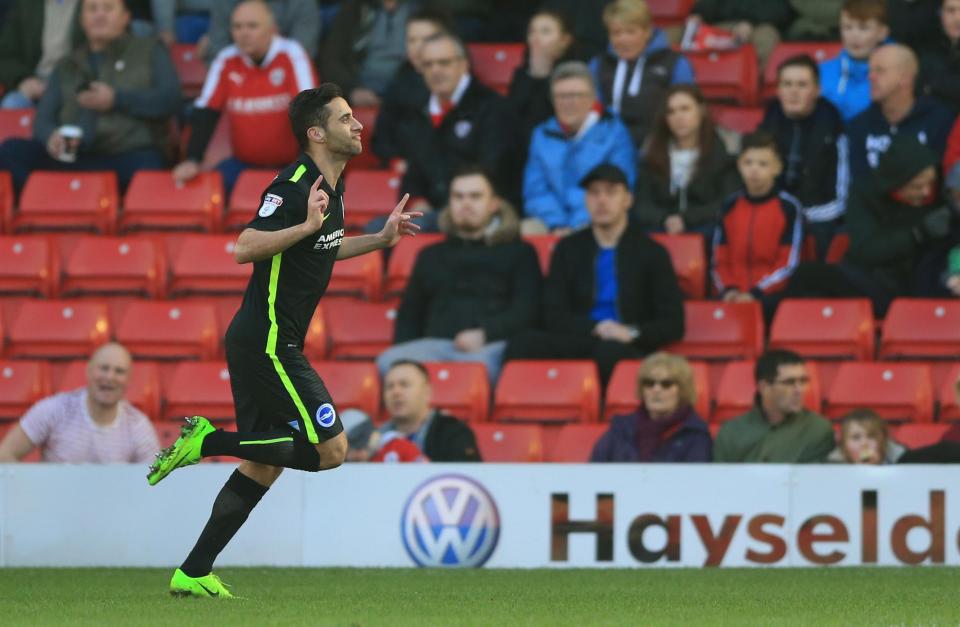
714,349,834,463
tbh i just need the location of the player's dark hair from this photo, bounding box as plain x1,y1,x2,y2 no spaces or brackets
450,164,498,195
777,54,820,85
387,359,431,382
739,130,780,156
755,349,805,383
288,83,343,151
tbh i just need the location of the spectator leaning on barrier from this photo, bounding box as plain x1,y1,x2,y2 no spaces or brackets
172,0,317,195
0,343,159,463
591,352,712,463
713,349,835,463
0,0,181,192
827,408,905,464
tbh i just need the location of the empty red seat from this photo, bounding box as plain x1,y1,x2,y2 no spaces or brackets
710,105,764,134
940,363,960,422
547,423,608,462
683,45,759,106
0,108,35,143
649,232,706,299
226,169,279,229
61,236,165,298
323,297,396,359
0,360,51,419
0,170,12,232
769,299,874,360
713,360,822,422
115,301,219,360
423,362,490,423
122,171,224,232
648,0,695,27
880,299,960,359
16,171,118,233
762,42,843,100
472,423,544,461
467,43,524,95
384,233,445,296
350,105,381,170
328,249,383,300
523,234,559,276
824,233,849,263
607,358,711,419
667,301,764,359
493,360,601,423
314,360,381,418
824,362,933,422
167,234,250,295
164,361,234,421
171,43,206,98
7,300,110,358
57,360,161,420
894,424,950,449
342,170,401,230
0,235,57,296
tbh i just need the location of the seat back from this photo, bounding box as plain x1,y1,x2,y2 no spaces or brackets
824,362,933,423
164,361,234,421
667,301,764,359
547,423,608,462
0,360,51,419
0,235,57,297
171,43,206,98
472,423,544,461
324,297,397,359
467,43,524,95
115,301,219,360
122,171,224,232
880,299,960,359
7,300,110,359
492,360,601,423
328,249,383,300
424,362,490,423
522,234,560,276
167,234,251,295
710,105,764,134
769,298,874,360
384,233,445,296
342,170,402,229
0,108,35,143
314,360,381,418
17,171,118,233
649,233,706,299
61,236,165,298
683,45,759,105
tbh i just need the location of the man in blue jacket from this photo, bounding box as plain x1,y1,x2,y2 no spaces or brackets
522,61,636,234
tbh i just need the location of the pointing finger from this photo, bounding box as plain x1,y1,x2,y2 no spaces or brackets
394,193,410,213
313,175,324,191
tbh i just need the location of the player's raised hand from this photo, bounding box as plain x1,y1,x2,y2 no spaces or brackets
379,194,423,247
304,175,330,231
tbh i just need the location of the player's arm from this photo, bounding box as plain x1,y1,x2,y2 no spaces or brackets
336,193,421,260
235,176,331,263
0,424,35,462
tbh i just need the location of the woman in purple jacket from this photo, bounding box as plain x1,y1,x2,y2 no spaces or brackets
591,352,712,462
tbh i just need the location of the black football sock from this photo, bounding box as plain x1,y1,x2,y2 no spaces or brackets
180,469,269,578
201,429,320,471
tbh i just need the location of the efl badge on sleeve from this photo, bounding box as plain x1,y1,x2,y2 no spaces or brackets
258,193,284,217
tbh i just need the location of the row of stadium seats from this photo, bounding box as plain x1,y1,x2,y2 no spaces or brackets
2,356,956,425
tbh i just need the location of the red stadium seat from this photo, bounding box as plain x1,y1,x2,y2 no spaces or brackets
343,170,401,230
115,301,219,360
7,300,110,358
0,235,57,296
226,169,279,229
547,423,608,462
0,170,12,232
0,108,35,143
121,171,224,232
314,360,381,418
650,233,706,299
472,423,544,461
423,362,490,423
171,43,206,98
940,363,960,422
164,361,234,421
351,105,381,170
683,44,760,106
667,301,764,359
648,0,695,27
710,105,764,134
15,171,118,233
761,42,843,100
824,233,849,263
57,360,161,420
894,424,950,449
824,362,933,423
167,234,250,295
0,360,51,420
328,249,383,300
467,43,524,95
303,304,328,360
492,360,601,423
769,299,874,360
713,360,822,422
523,234,559,276
324,297,396,359
60,236,165,298
879,299,960,359
605,359,710,420
384,233,445,296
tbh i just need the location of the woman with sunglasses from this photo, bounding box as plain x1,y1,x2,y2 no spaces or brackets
591,352,711,462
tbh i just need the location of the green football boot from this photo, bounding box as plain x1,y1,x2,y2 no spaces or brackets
147,416,216,486
169,568,235,599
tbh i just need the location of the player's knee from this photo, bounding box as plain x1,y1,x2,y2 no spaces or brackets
315,433,347,470
239,461,283,486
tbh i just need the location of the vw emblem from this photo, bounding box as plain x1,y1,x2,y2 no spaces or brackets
401,474,500,568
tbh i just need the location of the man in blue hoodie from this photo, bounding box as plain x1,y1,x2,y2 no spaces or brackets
589,0,694,149
846,43,956,182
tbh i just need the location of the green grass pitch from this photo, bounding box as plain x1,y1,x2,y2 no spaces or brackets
1,567,957,626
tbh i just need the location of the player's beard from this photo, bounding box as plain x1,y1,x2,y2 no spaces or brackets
328,134,363,158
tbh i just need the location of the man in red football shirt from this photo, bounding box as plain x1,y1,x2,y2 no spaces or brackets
172,0,317,194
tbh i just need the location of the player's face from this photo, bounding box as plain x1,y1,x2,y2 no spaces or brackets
421,39,468,100
551,76,595,132
777,66,820,119
665,91,703,144
585,180,632,229
406,20,442,71
86,345,131,408
384,365,432,421
895,166,937,207
448,174,498,235
81,0,131,46
737,147,782,197
320,97,363,156
231,1,276,59
759,364,809,416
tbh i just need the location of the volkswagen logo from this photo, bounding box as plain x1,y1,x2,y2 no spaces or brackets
401,474,500,568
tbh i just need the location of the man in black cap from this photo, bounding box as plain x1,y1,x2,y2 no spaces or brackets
504,163,685,387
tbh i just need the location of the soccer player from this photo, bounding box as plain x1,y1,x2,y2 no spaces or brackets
147,83,419,598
